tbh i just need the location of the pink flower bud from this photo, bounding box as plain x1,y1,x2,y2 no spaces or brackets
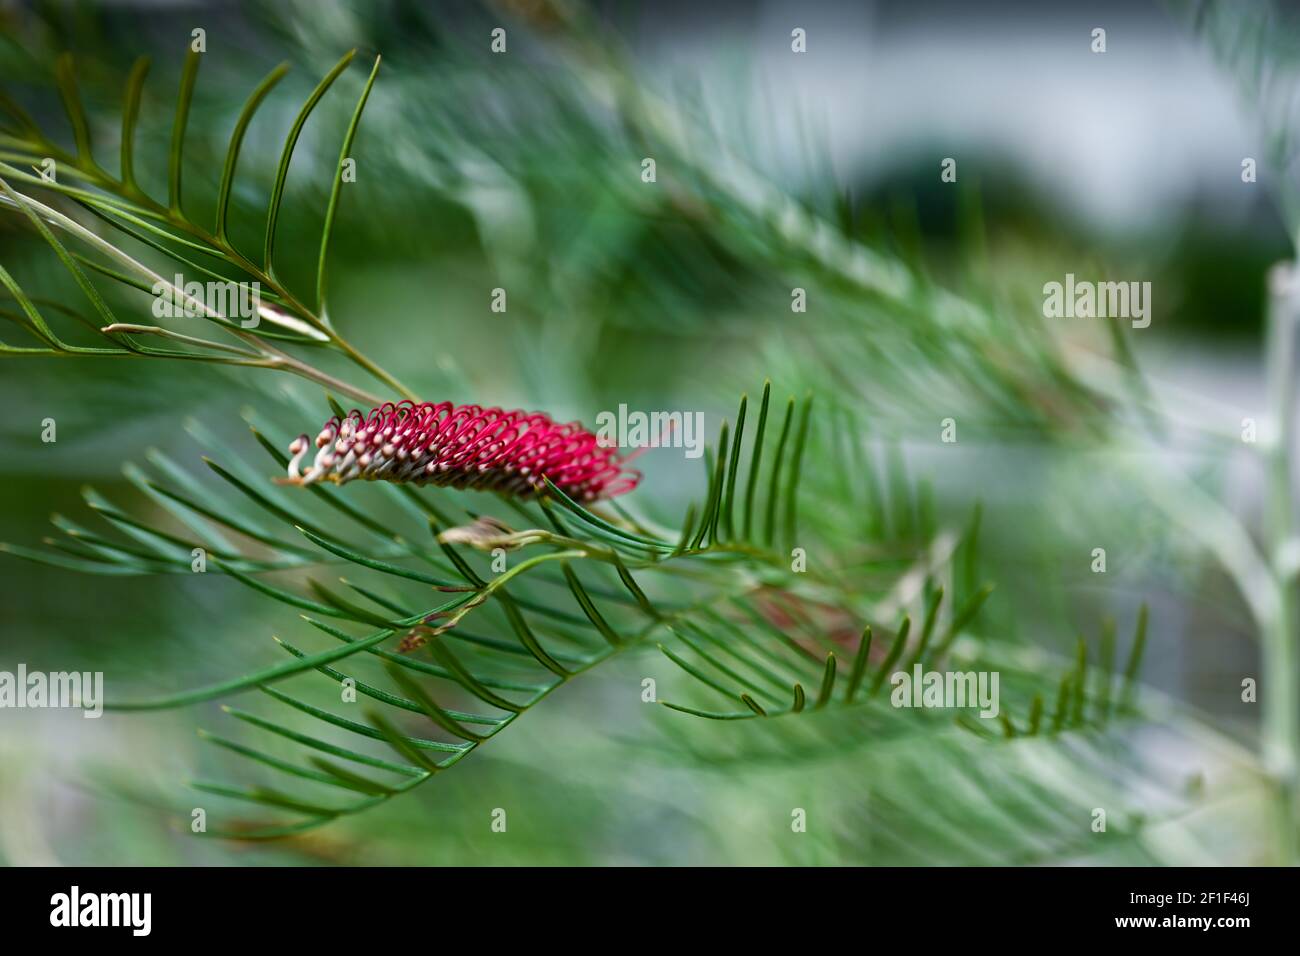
281,400,639,502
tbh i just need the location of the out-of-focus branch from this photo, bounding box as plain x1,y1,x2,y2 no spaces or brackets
1264,260,1300,862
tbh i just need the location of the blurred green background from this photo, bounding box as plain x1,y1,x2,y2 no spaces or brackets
0,0,1294,864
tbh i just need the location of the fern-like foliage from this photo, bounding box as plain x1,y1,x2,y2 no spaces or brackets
0,47,408,405
1,369,1093,837
0,20,1258,859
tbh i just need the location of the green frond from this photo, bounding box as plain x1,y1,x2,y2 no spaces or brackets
0,15,1281,865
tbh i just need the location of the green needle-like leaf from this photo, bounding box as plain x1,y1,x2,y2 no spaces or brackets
562,563,620,645
366,711,443,774
169,48,201,217
870,616,911,696
295,525,450,586
845,625,873,703
308,758,397,795
763,397,795,546
318,55,380,312
907,585,944,668
1120,604,1148,713
264,49,356,272
222,705,422,777
1071,638,1087,726
216,63,290,244
263,685,467,753
54,54,103,175
742,380,771,540
1027,695,1044,736
104,625,395,711
385,664,487,743
782,393,812,546
1051,675,1071,733
691,422,727,550
119,56,150,192
721,393,747,540
815,653,837,708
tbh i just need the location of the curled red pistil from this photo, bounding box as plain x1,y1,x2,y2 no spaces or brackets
282,400,639,502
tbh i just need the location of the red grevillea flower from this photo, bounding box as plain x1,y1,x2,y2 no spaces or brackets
282,400,640,502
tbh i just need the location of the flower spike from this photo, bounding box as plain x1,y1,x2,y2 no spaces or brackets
282,400,639,502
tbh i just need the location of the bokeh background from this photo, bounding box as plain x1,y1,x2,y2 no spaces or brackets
0,0,1295,864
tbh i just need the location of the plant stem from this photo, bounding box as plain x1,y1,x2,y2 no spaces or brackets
1264,261,1299,863
331,335,418,403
